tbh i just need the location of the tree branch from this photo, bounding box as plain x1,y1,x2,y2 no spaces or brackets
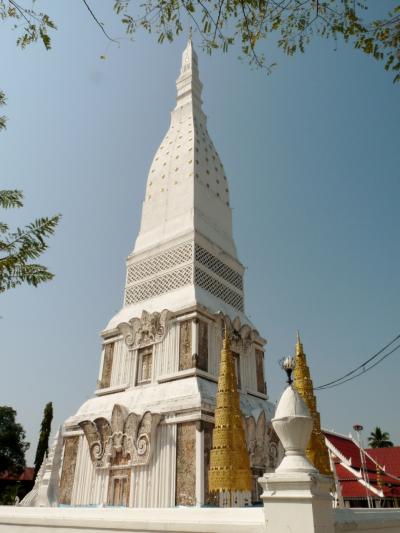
81,0,120,44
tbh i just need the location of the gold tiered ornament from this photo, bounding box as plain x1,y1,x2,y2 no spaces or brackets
293,332,332,476
208,331,252,506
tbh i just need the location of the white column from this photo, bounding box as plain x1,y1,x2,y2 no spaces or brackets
195,422,204,506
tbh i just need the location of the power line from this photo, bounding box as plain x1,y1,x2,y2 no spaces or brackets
316,344,400,390
315,333,400,391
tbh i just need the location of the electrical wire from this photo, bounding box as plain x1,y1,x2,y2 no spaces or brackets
317,343,400,390
315,333,400,391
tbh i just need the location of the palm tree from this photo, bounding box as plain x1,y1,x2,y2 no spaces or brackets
368,427,394,448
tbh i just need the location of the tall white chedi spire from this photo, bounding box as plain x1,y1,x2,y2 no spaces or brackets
113,38,245,328
59,41,274,510
136,39,234,255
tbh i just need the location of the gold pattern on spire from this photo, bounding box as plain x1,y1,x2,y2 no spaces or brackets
208,331,252,497
293,332,332,476
376,467,383,492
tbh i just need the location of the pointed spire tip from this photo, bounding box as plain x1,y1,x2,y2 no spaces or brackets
295,330,304,356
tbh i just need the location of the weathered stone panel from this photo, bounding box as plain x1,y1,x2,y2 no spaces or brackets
100,343,114,388
233,351,241,389
59,436,79,505
175,422,196,506
197,320,208,371
203,421,215,505
179,320,192,370
251,467,264,504
255,349,265,393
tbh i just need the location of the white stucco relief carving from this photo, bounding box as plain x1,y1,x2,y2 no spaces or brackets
79,404,161,468
216,312,260,354
117,309,172,349
244,411,283,471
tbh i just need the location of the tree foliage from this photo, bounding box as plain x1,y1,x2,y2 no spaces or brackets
112,0,400,82
0,406,29,475
0,10,60,293
368,426,394,448
1,1,399,81
0,90,6,131
0,191,60,292
33,402,53,476
0,0,56,50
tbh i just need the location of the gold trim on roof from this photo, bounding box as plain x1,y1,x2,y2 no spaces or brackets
208,331,252,494
293,332,332,476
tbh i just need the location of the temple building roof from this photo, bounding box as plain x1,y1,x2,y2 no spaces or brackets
324,430,400,502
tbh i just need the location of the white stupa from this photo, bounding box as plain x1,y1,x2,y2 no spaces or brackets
55,39,277,508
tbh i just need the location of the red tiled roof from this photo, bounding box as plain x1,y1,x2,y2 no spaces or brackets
335,462,360,481
324,431,400,500
367,447,400,478
340,480,377,499
0,467,34,481
324,431,376,470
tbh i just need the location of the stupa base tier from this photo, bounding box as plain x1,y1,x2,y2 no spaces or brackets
60,397,279,508
56,302,280,508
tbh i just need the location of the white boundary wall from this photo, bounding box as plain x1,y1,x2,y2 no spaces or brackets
1,506,400,533
0,507,265,533
335,509,400,532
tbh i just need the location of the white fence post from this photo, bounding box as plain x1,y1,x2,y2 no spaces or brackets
259,384,335,533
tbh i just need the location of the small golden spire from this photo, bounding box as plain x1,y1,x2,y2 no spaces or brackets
296,330,303,355
293,332,332,476
208,328,252,500
222,326,230,350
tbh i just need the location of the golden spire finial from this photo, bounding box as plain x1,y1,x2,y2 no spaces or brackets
292,333,332,477
296,330,304,356
222,326,230,350
208,329,252,502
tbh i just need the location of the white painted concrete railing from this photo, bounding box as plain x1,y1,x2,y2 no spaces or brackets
1,506,400,533
335,508,400,532
0,506,266,533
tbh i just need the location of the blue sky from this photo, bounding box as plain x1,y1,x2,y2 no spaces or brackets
1,2,399,464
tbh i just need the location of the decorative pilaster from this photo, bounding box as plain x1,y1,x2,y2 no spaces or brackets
292,332,332,476
197,319,208,371
195,422,205,506
179,319,192,370
191,318,199,367
59,436,80,505
176,422,196,506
